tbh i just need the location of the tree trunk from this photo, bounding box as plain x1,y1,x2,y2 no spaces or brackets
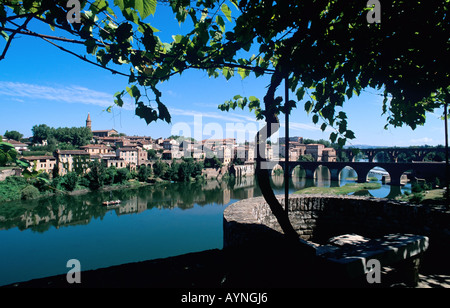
254,69,299,241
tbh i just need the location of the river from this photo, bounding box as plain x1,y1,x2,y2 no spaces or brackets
0,166,410,286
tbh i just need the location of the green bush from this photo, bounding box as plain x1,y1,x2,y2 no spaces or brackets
0,176,28,202
409,192,424,204
62,172,79,192
21,185,40,200
411,183,423,193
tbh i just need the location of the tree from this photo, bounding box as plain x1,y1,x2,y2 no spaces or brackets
61,171,79,192
2,0,450,232
104,165,118,185
153,160,168,178
116,167,131,184
4,130,23,141
204,156,222,169
297,154,314,162
86,159,105,190
0,142,29,168
32,124,53,144
137,164,151,182
147,149,157,160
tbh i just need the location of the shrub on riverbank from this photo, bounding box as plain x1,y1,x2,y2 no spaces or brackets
0,158,207,202
20,185,40,200
295,182,382,196
0,176,27,202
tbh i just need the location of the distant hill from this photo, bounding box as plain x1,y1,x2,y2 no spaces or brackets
343,144,386,149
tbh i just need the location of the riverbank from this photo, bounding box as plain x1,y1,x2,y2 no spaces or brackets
295,182,382,195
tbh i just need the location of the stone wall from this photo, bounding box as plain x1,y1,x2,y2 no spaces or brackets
223,194,450,249
0,168,21,181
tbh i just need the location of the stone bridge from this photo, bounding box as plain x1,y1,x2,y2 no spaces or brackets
338,147,446,163
265,161,446,186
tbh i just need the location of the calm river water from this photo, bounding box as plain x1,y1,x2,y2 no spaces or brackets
0,167,410,286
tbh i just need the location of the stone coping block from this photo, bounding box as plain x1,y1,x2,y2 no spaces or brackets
314,233,429,279
223,194,443,285
223,194,449,248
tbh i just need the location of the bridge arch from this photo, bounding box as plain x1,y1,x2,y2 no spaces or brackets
271,163,283,176
373,151,390,163
314,165,331,186
367,166,390,183
290,165,306,177
339,166,358,183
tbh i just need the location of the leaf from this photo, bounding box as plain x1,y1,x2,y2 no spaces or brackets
296,87,306,101
330,132,338,143
126,85,140,99
216,15,225,32
222,67,233,80
312,114,319,124
135,102,157,125
157,101,171,123
337,137,346,147
133,0,157,19
221,3,232,22
114,97,124,107
249,96,259,103
172,34,183,43
237,67,249,79
91,0,108,14
304,100,313,114
345,130,356,139
16,159,30,169
84,38,97,55
114,0,126,11
0,30,9,40
0,142,15,152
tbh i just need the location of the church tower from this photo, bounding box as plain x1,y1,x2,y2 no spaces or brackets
86,113,92,130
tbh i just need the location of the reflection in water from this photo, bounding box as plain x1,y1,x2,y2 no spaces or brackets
0,177,258,232
0,167,410,233
0,171,412,286
280,165,411,199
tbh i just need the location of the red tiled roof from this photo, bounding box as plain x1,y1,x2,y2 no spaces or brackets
57,150,90,155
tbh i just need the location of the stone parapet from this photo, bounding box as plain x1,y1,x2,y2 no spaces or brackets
223,194,450,248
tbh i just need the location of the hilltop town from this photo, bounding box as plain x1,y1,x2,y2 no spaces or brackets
1,114,337,179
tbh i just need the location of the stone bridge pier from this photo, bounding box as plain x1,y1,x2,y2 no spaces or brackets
277,161,446,187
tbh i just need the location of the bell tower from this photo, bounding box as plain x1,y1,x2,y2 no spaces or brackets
86,113,92,130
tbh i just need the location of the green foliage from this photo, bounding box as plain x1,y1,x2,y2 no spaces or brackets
137,164,151,182
31,124,52,144
153,160,168,178
31,124,93,147
116,167,131,184
2,0,450,236
204,156,222,169
61,172,79,192
86,160,106,190
297,154,314,162
104,165,117,185
20,185,40,200
0,142,29,168
147,149,157,160
4,130,23,141
0,176,28,202
1,1,450,144
408,193,425,204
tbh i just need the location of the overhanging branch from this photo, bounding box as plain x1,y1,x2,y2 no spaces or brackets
0,16,32,61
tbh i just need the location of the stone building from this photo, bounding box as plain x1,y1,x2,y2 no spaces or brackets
55,150,90,175
21,155,57,175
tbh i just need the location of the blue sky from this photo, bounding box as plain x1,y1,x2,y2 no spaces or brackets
0,3,446,147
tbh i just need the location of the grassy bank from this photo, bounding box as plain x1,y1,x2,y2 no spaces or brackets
295,182,382,195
